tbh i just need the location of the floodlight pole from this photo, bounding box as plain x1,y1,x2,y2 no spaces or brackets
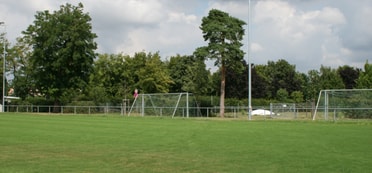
248,0,252,120
0,22,5,113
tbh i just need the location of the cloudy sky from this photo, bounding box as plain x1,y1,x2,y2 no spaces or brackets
0,0,371,72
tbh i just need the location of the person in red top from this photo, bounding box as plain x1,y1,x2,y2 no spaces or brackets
133,89,138,99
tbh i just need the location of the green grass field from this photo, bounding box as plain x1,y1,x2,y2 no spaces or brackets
0,113,371,173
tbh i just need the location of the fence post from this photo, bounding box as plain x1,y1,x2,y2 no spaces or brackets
234,107,237,118
270,103,273,118
333,109,336,122
294,103,297,119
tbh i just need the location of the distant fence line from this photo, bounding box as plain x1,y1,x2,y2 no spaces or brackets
3,104,315,119
3,104,371,120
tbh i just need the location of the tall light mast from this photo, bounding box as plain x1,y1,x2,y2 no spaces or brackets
248,0,252,120
0,22,5,113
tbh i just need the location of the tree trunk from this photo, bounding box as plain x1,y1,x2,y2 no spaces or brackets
53,99,60,113
220,64,226,118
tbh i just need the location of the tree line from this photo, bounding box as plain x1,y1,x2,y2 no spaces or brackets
1,3,371,113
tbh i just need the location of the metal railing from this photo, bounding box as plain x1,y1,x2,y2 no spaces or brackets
4,105,263,117
4,104,371,120
5,105,123,115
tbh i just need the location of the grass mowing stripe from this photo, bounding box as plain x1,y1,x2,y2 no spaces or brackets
0,114,371,173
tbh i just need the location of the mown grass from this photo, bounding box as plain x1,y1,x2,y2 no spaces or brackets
0,113,371,173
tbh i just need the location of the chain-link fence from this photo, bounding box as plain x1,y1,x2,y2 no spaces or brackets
4,104,371,121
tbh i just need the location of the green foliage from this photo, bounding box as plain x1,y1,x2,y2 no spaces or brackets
319,65,345,89
337,65,360,89
87,86,109,105
89,52,174,105
356,61,372,88
64,101,97,114
182,57,212,95
59,88,88,105
90,53,131,102
194,95,216,107
198,9,246,66
224,60,249,99
251,98,276,107
251,65,270,98
297,73,311,101
196,96,276,108
290,91,304,103
306,69,321,101
276,88,289,102
264,59,303,99
224,98,243,106
9,31,36,100
11,96,54,106
22,3,97,105
197,9,246,72
136,52,173,93
305,66,345,102
167,55,189,93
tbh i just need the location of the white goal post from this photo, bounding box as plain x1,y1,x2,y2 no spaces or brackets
312,89,372,120
128,92,198,118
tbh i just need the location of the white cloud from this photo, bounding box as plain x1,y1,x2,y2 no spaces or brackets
251,43,263,52
113,10,202,57
0,0,371,72
167,12,198,24
251,0,350,71
208,1,249,18
343,5,372,52
87,0,166,26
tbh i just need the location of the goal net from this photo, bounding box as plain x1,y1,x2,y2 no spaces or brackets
269,102,314,120
313,89,372,120
128,93,199,118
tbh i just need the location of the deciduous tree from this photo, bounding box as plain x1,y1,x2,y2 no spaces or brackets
7,36,34,99
135,52,173,93
89,53,132,104
338,65,360,89
265,59,302,99
319,66,344,89
356,61,372,88
22,3,97,108
168,54,211,95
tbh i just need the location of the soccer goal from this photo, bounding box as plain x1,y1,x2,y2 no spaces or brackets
128,93,199,118
270,102,314,120
269,103,297,119
312,89,372,120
